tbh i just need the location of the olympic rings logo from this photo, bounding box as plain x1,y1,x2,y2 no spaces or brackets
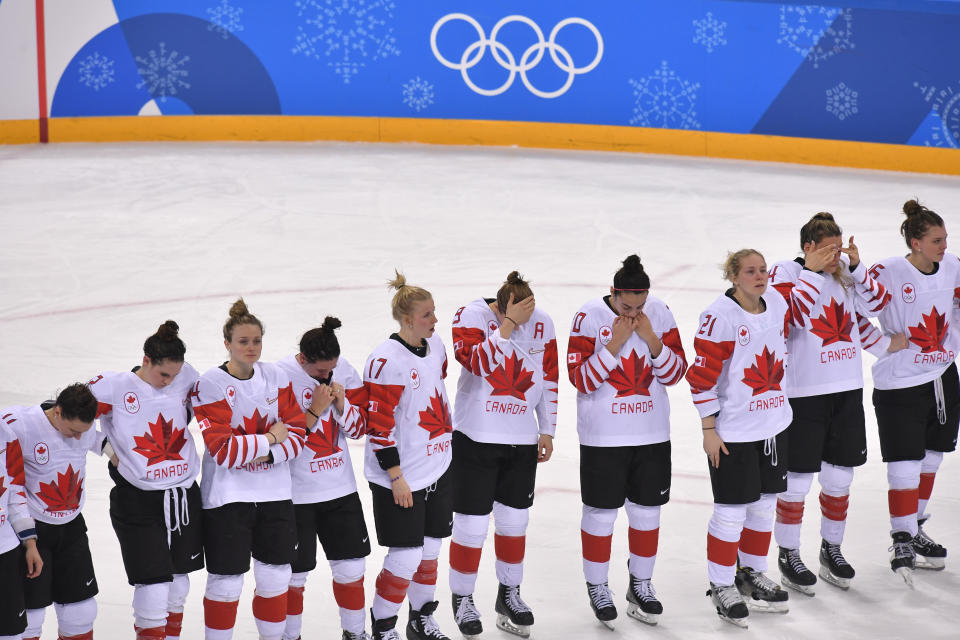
430,14,603,99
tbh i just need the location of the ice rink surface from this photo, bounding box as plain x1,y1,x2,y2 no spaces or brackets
1,141,959,639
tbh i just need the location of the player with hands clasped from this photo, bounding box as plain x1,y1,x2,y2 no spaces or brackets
276,317,373,640
769,213,897,594
686,248,831,627
566,255,687,629
447,272,559,639
363,273,454,640
191,299,313,640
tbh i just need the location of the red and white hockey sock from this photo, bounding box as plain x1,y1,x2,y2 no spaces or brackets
626,502,659,580
581,505,617,585
252,561,291,640
204,574,243,640
707,504,746,586
57,633,93,640
133,625,165,639
918,450,943,520
818,462,854,544
165,573,189,640
887,460,921,536
55,598,97,640
774,471,813,549
493,502,528,587
133,583,169,637
330,558,366,634
408,537,442,610
371,546,420,621
283,571,308,640
738,494,776,571
449,512,488,596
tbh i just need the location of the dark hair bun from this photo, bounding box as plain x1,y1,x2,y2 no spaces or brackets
156,320,179,340
506,270,526,286
621,254,643,273
229,298,249,319
811,212,835,222
321,316,342,333
903,199,923,217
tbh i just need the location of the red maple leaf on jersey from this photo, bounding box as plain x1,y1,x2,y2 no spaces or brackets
36,445,46,455
741,347,785,396
909,309,949,353
607,352,654,397
809,298,854,346
234,409,272,436
133,413,187,466
485,352,535,400
418,390,453,439
37,464,83,512
305,416,342,459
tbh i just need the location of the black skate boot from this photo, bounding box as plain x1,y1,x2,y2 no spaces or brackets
451,593,482,638
735,565,789,613
913,517,947,570
406,601,449,640
343,630,374,640
819,540,855,589
494,583,534,638
778,546,817,596
890,531,917,586
370,610,401,640
625,574,662,625
585,581,618,630
707,583,749,628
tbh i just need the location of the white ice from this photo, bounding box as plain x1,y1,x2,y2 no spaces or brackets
0,141,959,639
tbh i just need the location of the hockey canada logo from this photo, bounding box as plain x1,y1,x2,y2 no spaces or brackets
124,392,140,414
418,390,453,439
410,368,421,389
225,385,236,407
737,325,750,346
741,347,784,396
598,325,613,346
488,320,499,333
908,309,948,353
37,464,83,512
486,352,535,400
133,414,187,466
34,442,49,465
305,416,342,459
301,387,313,408
810,298,854,346
902,283,916,303
607,352,654,397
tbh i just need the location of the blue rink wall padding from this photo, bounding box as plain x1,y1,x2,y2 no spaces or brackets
42,1,960,148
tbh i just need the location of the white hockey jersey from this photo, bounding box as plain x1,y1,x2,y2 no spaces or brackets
566,296,687,446
686,288,809,443
0,421,32,555
192,363,307,509
89,365,201,491
451,299,559,445
276,354,367,504
364,334,452,491
770,258,891,397
2,404,102,525
865,254,960,390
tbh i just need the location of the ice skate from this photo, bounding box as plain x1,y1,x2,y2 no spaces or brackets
735,566,789,613
889,531,916,587
586,581,617,630
913,517,947,570
625,574,661,625
778,546,816,596
494,583,533,638
370,610,402,640
707,583,748,628
819,540,855,589
451,593,482,638
343,631,374,640
406,601,450,640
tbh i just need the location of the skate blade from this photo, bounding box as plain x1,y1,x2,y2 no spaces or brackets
915,555,946,571
744,598,789,614
718,612,748,629
495,615,531,638
818,566,851,590
780,575,816,597
626,603,659,626
894,566,915,588
598,619,615,631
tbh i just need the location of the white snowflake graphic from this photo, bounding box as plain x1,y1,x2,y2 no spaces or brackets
78,52,115,91
291,0,401,84
693,12,727,53
825,82,858,120
629,61,701,130
914,81,960,148
207,0,244,39
402,76,434,112
777,5,854,68
135,42,190,102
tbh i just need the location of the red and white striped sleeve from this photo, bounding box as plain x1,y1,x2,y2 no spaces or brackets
566,309,618,394
339,364,368,439
851,261,891,316
364,352,405,468
537,322,559,437
651,306,687,386
685,311,736,418
3,429,35,539
192,376,268,469
269,382,307,463
452,304,503,377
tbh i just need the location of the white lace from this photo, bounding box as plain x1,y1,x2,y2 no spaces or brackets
587,583,615,609
763,436,778,466
888,537,915,560
162,486,190,547
746,570,781,594
421,614,443,637
713,584,743,609
344,632,373,640
783,548,811,573
503,585,531,613
634,579,657,602
914,524,943,550
934,376,947,425
822,542,850,567
455,595,481,624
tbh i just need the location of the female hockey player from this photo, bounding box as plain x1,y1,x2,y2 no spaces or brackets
686,246,833,627
364,272,454,640
567,255,687,629
191,299,322,640
865,200,960,584
89,321,205,639
770,214,897,595
447,271,559,639
276,317,372,640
